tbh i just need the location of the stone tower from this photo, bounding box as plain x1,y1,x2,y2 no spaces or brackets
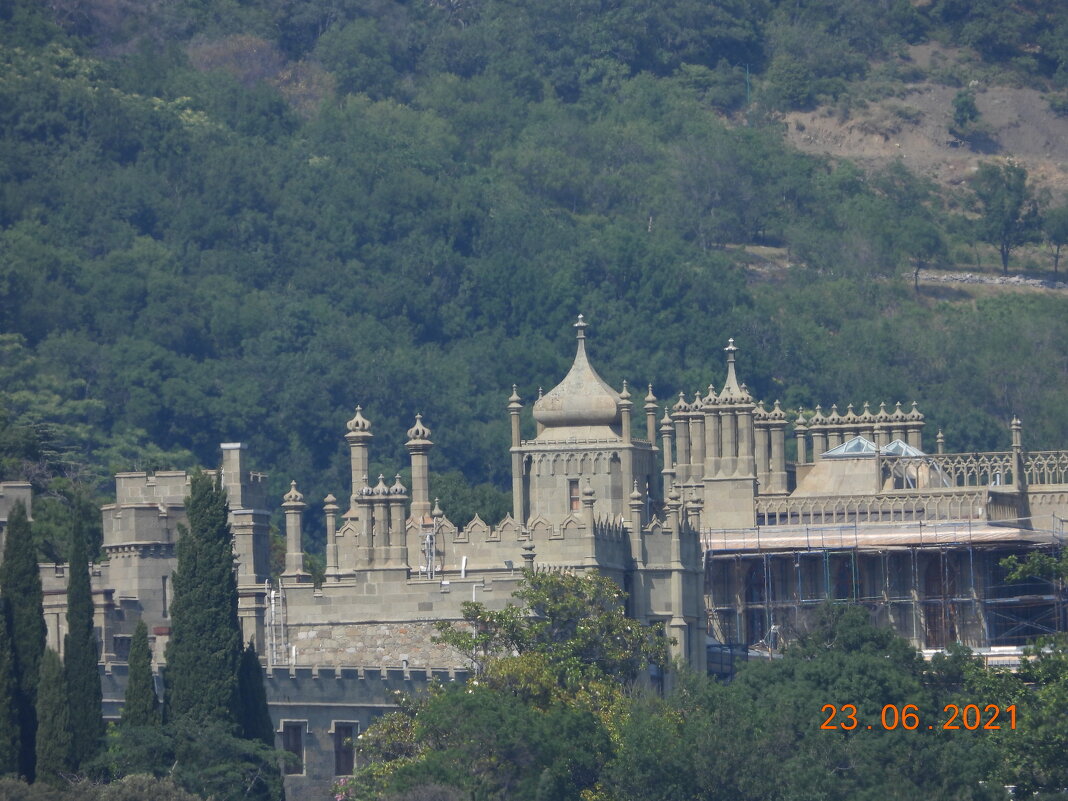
514,315,660,526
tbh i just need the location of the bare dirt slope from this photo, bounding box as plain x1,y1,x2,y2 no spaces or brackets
783,48,1068,198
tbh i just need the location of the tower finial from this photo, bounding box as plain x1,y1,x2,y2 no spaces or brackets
574,314,587,340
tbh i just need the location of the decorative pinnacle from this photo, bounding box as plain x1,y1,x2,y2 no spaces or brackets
283,480,304,504
724,337,737,357
432,497,443,517
406,412,432,441
620,380,631,401
659,406,673,430
630,480,643,502
346,404,372,433
645,384,656,404
574,314,587,340
372,474,389,495
508,384,522,406
390,474,407,495
323,493,338,508
582,478,595,500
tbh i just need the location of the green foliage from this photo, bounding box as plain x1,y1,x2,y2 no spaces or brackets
88,719,283,801
235,642,273,747
1042,204,1068,273
0,501,45,780
63,515,103,768
33,649,72,786
164,472,241,725
434,570,668,685
121,620,158,729
0,601,21,777
971,162,1041,273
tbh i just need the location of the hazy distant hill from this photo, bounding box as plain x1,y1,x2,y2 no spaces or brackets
1,0,1066,557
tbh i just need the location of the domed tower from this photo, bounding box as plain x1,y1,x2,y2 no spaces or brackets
514,316,659,526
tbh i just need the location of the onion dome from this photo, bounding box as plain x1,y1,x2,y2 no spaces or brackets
508,385,522,411
794,408,808,430
532,315,621,430
283,480,304,505
372,474,389,496
358,475,374,496
644,384,657,412
859,402,874,424
630,480,643,502
346,405,372,433
620,380,632,402
827,404,842,424
874,402,891,424
581,480,595,500
907,401,924,423
432,497,444,518
390,474,407,495
768,400,787,422
659,407,674,434
406,413,432,442
890,401,907,423
843,403,859,424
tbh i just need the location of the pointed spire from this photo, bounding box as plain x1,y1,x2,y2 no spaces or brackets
721,337,743,401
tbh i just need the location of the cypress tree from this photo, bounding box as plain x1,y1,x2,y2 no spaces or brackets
121,619,159,728
236,641,274,747
34,648,72,786
63,516,103,768
164,472,241,724
0,501,45,780
0,601,20,776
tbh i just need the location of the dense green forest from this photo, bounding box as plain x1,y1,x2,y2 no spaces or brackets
1,0,1068,556
337,572,1068,801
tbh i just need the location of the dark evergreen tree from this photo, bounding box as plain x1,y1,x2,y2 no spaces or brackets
0,601,20,777
63,517,103,769
236,641,274,747
164,472,241,724
34,648,72,786
121,619,158,728
0,501,45,780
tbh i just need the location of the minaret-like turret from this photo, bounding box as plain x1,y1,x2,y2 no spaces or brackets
508,385,525,524
644,385,658,443
345,406,373,508
405,414,433,520
282,481,310,581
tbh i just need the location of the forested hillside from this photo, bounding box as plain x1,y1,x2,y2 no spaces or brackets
2,0,1067,556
